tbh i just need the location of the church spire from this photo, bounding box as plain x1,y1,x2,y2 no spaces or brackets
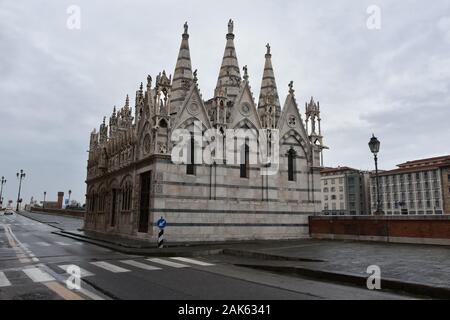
215,19,241,101
258,43,280,112
170,21,193,114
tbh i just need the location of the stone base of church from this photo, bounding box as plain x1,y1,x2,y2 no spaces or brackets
84,201,318,243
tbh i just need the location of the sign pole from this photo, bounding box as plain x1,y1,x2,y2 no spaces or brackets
158,228,164,248
156,216,166,248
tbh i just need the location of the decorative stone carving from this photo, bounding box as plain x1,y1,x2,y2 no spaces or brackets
240,103,250,116
143,134,151,155
288,115,296,127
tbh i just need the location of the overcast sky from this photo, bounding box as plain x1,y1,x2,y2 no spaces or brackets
0,0,449,205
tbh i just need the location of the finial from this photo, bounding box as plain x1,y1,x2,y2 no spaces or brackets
139,82,143,92
125,94,129,107
266,43,271,55
103,116,106,125
288,81,294,94
243,65,248,80
183,21,188,34
228,19,234,34
193,69,198,83
147,74,152,88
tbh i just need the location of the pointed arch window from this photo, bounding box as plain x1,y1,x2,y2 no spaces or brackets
240,143,250,178
288,148,296,181
121,180,133,211
186,134,196,175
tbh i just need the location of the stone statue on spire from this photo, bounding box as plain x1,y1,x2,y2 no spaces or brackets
183,21,188,34
228,19,234,34
288,81,294,94
266,43,271,55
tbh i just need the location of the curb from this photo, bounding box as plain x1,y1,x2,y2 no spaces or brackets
223,248,325,262
235,263,450,299
52,230,224,257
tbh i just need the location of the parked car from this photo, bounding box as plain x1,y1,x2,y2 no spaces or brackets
4,207,14,215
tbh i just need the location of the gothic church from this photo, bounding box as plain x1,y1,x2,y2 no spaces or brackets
85,20,325,242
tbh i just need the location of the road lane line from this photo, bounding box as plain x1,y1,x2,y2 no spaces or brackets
146,258,189,268
90,261,130,273
0,271,11,287
36,242,51,247
55,241,71,246
58,264,94,277
23,267,55,282
44,281,84,300
120,260,162,271
170,257,215,266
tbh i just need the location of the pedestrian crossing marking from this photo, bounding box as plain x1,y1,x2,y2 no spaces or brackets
120,260,162,271
23,267,55,283
146,258,188,268
171,257,215,266
90,261,130,273
58,264,94,277
0,271,11,287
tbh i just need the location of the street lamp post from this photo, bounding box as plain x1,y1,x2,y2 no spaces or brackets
368,134,383,215
43,191,47,209
0,176,6,208
16,170,26,211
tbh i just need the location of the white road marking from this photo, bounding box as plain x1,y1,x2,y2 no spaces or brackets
90,261,130,273
36,242,51,247
0,271,11,287
23,267,55,282
146,258,188,268
58,264,94,277
55,242,71,246
78,287,105,300
170,257,215,266
74,242,84,245
120,260,162,271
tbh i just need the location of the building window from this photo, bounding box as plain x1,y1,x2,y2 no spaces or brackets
339,194,344,200
98,191,105,212
339,186,344,192
240,143,249,178
324,195,328,201
288,148,296,181
186,135,196,175
331,195,337,200
331,187,336,192
324,180,328,185
323,187,329,192
331,179,336,184
339,178,344,184
121,183,133,211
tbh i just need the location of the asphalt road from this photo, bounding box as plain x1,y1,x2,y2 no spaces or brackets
0,211,413,300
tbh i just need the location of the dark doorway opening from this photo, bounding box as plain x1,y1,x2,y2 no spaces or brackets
139,171,151,232
110,189,117,227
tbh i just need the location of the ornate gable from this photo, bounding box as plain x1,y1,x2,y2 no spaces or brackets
230,77,261,130
172,82,211,131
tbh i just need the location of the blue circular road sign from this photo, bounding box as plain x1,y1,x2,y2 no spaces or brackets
157,217,167,229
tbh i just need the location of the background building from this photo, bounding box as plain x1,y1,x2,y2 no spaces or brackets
370,155,450,215
320,167,370,215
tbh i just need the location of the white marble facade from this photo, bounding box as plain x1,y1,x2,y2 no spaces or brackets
84,20,326,243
